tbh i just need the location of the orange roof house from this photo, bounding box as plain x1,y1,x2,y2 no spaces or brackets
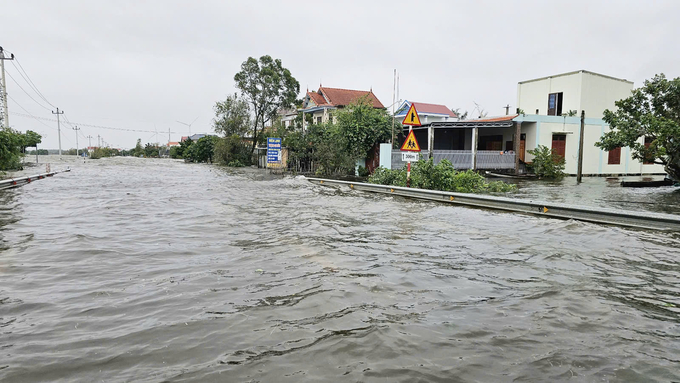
302,86,384,124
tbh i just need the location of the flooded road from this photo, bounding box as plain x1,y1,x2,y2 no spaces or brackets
1,157,679,382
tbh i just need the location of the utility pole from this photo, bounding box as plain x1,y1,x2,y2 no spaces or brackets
73,126,80,157
577,110,586,183
0,46,15,129
391,69,396,146
52,108,64,159
86,135,92,157
97,134,101,148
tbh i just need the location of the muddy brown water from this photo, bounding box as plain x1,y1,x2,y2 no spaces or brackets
1,157,679,382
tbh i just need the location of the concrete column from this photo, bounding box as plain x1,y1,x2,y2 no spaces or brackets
471,127,478,170
428,126,434,161
514,122,522,175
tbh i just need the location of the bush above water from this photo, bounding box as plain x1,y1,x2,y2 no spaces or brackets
368,158,517,194
527,145,565,179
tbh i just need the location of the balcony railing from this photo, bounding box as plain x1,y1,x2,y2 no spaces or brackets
391,150,515,170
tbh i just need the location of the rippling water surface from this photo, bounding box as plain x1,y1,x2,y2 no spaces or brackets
1,157,679,382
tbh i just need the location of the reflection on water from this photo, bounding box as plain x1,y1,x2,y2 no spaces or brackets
0,156,678,382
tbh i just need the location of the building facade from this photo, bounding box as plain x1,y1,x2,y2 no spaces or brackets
301,86,384,126
387,70,666,176
516,70,664,175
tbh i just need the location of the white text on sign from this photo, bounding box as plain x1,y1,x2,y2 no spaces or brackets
402,152,419,162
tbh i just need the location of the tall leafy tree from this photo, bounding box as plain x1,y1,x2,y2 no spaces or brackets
595,74,680,181
0,128,23,171
21,130,42,153
336,95,395,161
213,93,251,137
234,55,299,155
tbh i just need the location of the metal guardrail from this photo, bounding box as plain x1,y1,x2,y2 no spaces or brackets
307,177,680,231
0,168,71,191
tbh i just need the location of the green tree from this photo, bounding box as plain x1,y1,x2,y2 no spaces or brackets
527,145,565,178
169,146,182,159
213,93,251,137
131,139,144,157
0,128,23,171
335,95,395,161
214,134,251,165
595,74,680,181
234,55,300,156
144,143,161,158
21,130,42,153
184,136,217,163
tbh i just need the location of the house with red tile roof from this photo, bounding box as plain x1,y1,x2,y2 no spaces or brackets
394,100,457,125
302,86,384,125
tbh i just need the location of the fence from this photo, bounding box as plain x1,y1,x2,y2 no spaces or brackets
391,149,515,170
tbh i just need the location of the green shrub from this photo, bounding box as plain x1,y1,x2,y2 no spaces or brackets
368,158,517,194
0,128,23,171
357,165,369,177
527,145,565,178
215,134,251,165
227,160,245,167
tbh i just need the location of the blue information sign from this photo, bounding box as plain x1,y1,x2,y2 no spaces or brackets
267,137,282,163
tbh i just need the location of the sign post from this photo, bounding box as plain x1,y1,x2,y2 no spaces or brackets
267,137,282,169
400,103,422,187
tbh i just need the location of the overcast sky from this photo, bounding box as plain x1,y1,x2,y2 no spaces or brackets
2,0,679,149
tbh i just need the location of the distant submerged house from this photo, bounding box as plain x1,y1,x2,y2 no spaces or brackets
394,101,457,125
301,86,384,125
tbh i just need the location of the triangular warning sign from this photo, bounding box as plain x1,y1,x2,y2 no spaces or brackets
401,103,421,126
400,130,421,152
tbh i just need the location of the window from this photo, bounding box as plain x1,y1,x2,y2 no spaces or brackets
607,147,621,165
547,92,563,116
643,136,653,164
316,116,322,124
551,134,566,159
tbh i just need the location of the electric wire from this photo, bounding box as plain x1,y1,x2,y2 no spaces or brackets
10,59,56,108
8,97,74,146
7,94,56,131
5,69,53,111
12,112,191,134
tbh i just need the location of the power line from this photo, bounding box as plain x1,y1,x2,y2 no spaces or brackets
10,58,55,108
7,95,74,146
7,94,56,130
5,69,52,111
12,112,191,134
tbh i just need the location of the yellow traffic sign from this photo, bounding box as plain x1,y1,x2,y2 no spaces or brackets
401,103,421,126
401,130,421,152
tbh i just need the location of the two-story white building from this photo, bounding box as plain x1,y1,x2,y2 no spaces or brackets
515,70,665,175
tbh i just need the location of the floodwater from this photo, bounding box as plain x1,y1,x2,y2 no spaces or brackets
1,156,679,382
511,176,680,216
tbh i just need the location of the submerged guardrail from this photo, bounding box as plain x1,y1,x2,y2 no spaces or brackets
307,177,680,231
0,168,71,191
